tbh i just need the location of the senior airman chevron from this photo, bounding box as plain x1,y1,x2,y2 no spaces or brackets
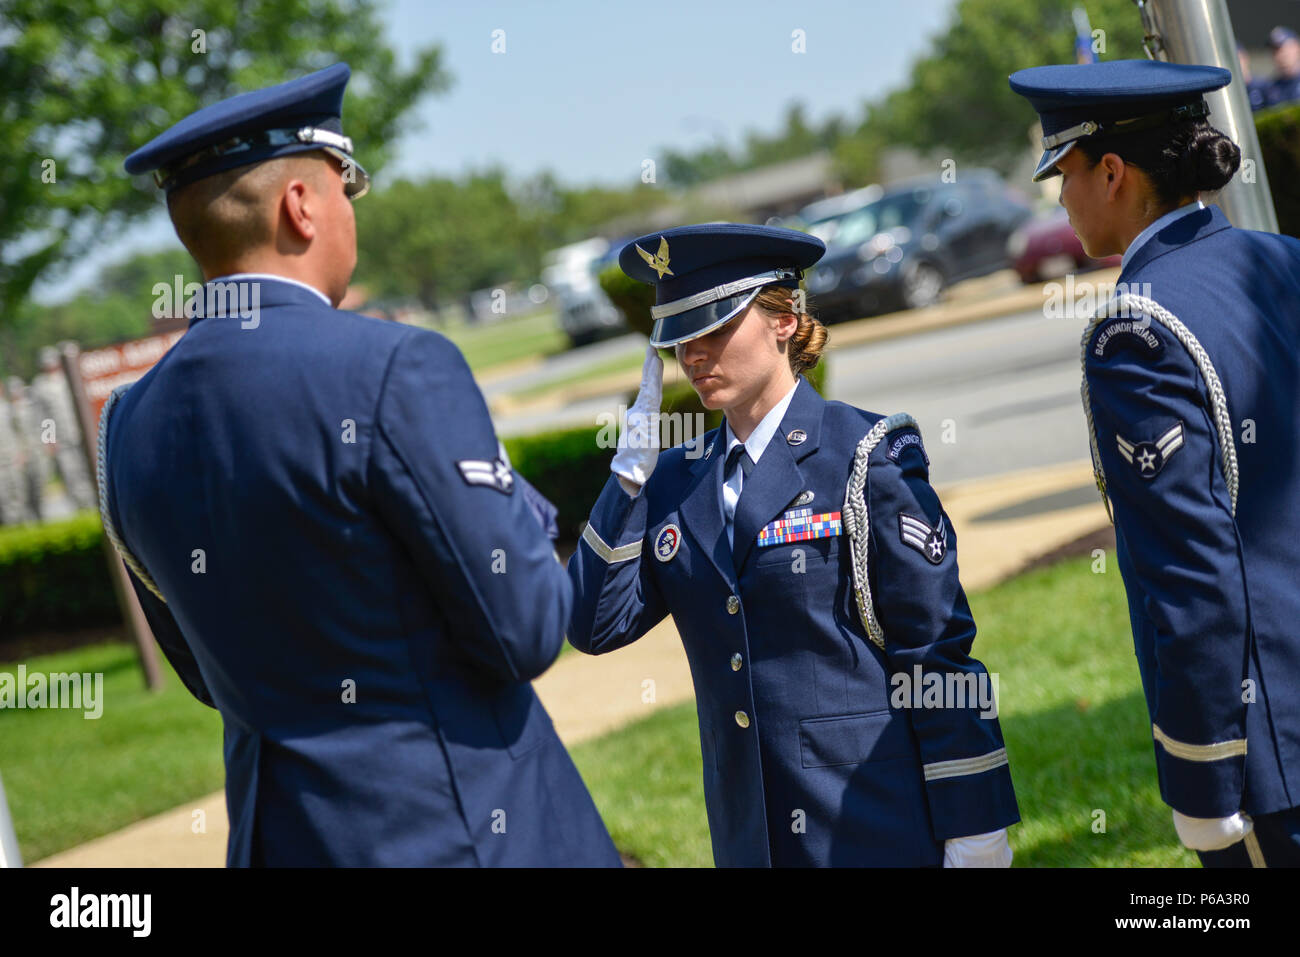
757,507,842,546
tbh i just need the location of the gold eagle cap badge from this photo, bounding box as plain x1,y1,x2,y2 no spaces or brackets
635,236,674,279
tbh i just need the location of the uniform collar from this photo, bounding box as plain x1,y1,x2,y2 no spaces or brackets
1118,203,1231,280
721,378,800,466
680,376,826,583
210,272,332,306
1120,200,1204,272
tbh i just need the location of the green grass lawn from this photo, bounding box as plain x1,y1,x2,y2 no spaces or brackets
1,550,1196,866
0,643,223,863
437,308,569,373
971,553,1196,867
568,550,1196,867
568,700,712,867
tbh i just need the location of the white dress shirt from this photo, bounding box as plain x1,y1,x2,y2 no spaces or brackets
721,380,800,548
211,272,331,306
1120,199,1205,273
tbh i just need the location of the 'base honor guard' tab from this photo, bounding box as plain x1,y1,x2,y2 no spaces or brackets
1093,317,1164,361
886,427,930,466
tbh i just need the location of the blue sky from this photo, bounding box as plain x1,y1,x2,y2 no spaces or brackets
39,0,957,301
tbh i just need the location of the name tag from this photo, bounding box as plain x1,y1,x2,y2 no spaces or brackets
757,507,843,546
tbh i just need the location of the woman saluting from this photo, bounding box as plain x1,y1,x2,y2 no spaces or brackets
566,223,1019,866
1010,59,1300,866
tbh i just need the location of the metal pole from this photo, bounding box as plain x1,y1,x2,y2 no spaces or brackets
60,344,165,691
0,770,22,867
1133,0,1280,233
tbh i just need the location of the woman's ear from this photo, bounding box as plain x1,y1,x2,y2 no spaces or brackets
773,309,798,344
1101,153,1127,203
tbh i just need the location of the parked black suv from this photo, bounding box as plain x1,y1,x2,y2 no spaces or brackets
804,172,1032,323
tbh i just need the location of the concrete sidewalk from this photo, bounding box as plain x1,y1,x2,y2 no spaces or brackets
34,458,1107,868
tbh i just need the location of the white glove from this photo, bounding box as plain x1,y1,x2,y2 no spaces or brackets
943,828,1012,868
610,345,663,496
1171,809,1254,852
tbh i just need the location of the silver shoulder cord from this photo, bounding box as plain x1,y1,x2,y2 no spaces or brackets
97,384,167,602
1081,293,1239,522
842,411,919,651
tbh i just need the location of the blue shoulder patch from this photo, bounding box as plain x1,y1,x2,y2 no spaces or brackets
1091,317,1164,362
886,427,929,466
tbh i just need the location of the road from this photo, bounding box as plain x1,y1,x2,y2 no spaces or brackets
828,307,1091,484
492,304,1098,488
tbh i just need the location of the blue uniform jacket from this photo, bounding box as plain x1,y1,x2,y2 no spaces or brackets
102,277,619,867
568,377,1019,866
1082,205,1300,819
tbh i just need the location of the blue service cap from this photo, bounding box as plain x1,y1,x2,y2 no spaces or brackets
1270,26,1298,49
124,62,369,198
1008,59,1230,182
619,223,825,348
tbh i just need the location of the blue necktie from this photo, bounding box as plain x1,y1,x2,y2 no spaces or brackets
725,444,754,480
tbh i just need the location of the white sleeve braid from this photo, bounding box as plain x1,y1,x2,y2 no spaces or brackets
1081,293,1239,520
97,384,166,602
842,412,919,651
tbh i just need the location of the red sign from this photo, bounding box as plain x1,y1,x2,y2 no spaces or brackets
77,329,186,426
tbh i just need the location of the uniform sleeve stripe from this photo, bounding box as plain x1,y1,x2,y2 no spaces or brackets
581,522,641,564
1157,423,1184,453
1152,724,1247,762
922,747,1008,782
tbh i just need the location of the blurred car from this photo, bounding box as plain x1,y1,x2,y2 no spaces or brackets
796,185,884,246
541,237,627,347
1008,207,1121,283
804,171,1033,323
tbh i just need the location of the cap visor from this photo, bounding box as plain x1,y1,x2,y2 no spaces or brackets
320,146,369,198
1032,141,1076,182
650,289,760,348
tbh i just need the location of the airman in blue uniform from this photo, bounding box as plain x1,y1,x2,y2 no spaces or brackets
105,63,619,866
567,224,1020,866
1011,58,1300,866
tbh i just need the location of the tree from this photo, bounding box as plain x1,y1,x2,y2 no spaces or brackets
658,102,846,187
870,0,1148,173
353,170,537,310
1,0,450,322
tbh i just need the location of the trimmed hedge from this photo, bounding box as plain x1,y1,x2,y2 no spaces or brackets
1256,101,1300,238
0,425,624,639
503,425,613,542
1,367,828,639
0,512,119,639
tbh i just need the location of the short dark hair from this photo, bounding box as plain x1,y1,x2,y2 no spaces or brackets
166,153,331,269
1075,118,1241,209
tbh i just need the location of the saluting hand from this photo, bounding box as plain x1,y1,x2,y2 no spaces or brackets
610,344,663,496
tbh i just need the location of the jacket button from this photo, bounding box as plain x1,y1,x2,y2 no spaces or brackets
726,595,740,615
734,710,750,728
731,653,743,671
